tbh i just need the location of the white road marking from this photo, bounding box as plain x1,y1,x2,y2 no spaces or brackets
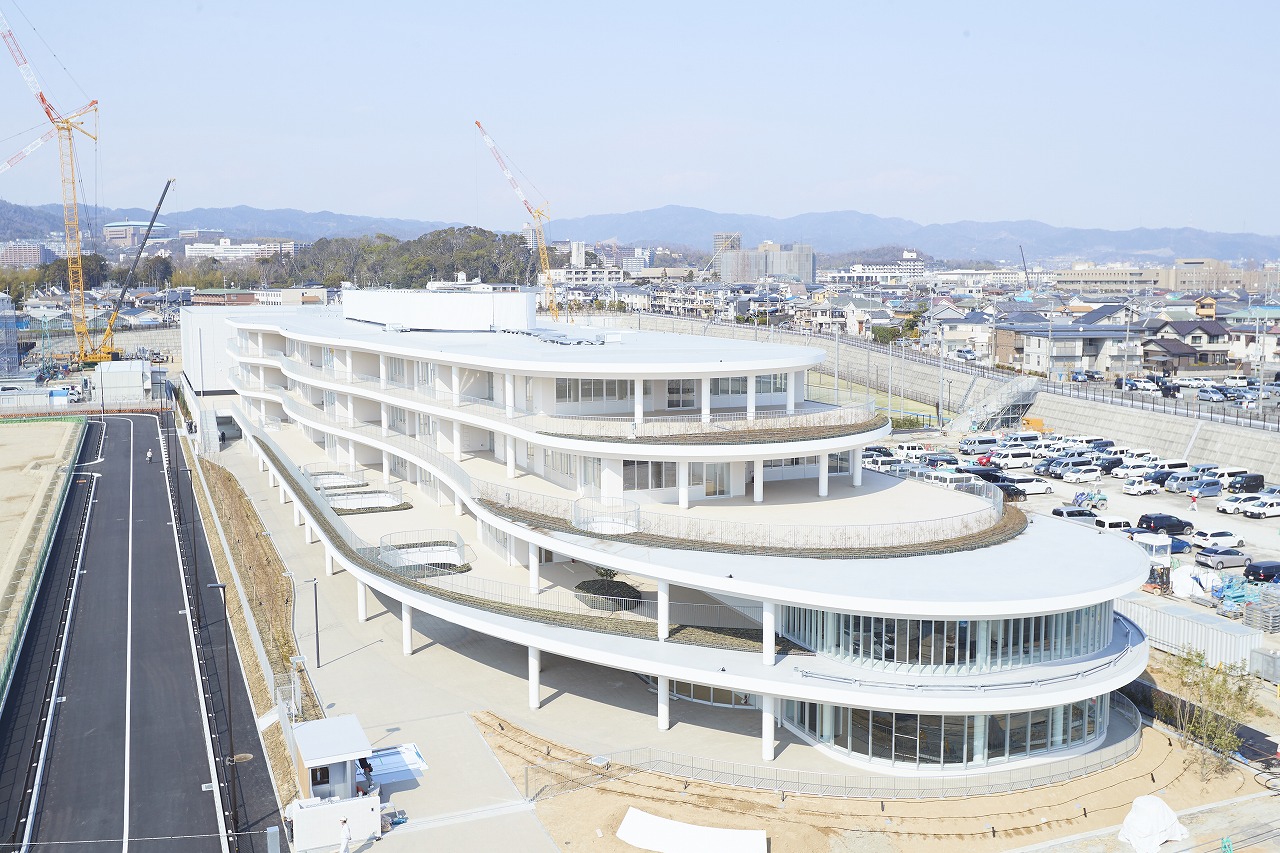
122,417,135,853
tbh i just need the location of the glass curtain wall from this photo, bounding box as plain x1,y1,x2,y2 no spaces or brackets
780,604,1113,673
783,695,1108,769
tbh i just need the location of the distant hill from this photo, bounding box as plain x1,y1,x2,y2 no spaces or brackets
544,204,1280,263
0,199,460,242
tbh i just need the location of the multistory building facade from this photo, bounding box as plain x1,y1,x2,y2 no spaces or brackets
205,285,1148,782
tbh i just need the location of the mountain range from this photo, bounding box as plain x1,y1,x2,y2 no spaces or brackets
3,196,1279,263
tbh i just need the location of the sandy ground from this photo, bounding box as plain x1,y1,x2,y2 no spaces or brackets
0,420,80,643
473,711,1265,853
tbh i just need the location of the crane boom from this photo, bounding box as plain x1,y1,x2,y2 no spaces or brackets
0,9,98,361
0,127,53,177
474,120,558,320
86,178,174,362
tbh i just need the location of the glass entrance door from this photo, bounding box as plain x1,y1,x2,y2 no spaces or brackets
704,462,730,497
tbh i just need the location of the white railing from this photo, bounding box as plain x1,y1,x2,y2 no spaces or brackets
267,390,1004,552
573,496,641,534
240,347,882,442
522,692,1143,801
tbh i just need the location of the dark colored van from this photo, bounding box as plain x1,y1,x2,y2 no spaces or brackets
1227,473,1265,494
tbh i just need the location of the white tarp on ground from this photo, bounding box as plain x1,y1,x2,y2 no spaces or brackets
1171,564,1222,599
370,742,428,784
1117,795,1189,853
616,806,766,853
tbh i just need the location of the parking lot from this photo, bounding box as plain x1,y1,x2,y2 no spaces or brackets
919,432,1280,593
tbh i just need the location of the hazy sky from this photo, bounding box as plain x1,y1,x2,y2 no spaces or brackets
0,1,1276,234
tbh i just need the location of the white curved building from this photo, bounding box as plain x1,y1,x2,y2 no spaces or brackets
203,285,1149,783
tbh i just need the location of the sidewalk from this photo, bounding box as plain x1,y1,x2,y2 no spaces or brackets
214,437,557,852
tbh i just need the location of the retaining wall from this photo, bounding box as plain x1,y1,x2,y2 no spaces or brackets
1027,393,1280,482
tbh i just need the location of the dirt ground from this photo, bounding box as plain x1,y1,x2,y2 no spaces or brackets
472,711,1264,853
0,420,79,640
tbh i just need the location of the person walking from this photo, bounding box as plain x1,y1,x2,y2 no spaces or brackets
1189,494,1198,512
337,817,352,853
145,448,153,464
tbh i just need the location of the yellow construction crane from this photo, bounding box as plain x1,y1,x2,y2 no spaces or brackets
475,120,560,321
0,8,98,361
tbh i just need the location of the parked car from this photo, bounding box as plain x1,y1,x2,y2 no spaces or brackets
1001,475,1053,495
1137,513,1195,535
1123,478,1159,496
864,446,894,458
922,453,960,469
955,348,978,361
1047,458,1078,479
1190,529,1246,549
955,466,1005,484
1063,465,1103,484
1170,537,1193,555
1197,388,1226,403
1051,506,1097,522
1084,370,1104,382
1112,462,1155,479
1195,547,1252,570
1070,371,1089,382
1226,473,1265,493
1217,494,1265,514
1142,470,1177,486
1096,455,1126,474
993,482,1027,502
1187,479,1223,498
1242,498,1280,519
1245,561,1280,582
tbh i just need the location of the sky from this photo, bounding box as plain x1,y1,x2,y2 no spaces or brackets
0,1,1277,235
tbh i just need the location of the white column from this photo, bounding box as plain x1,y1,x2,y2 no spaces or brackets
293,506,302,526
325,547,335,576
381,450,391,484
754,459,765,503
818,459,829,497
505,372,515,418
380,403,388,433
402,601,413,655
657,676,670,731
278,485,287,504
528,541,541,593
506,435,516,478
852,447,863,487
762,601,776,667
633,379,644,426
821,703,834,743
450,364,460,405
701,377,711,424
657,581,670,641
786,373,796,414
378,354,387,389
746,377,757,422
761,694,776,762
356,580,367,623
452,420,462,462
678,460,689,510
528,647,541,710
304,522,314,544
453,492,463,516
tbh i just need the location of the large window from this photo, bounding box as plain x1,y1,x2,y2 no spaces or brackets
556,378,634,404
667,379,696,409
623,459,677,491
784,695,1109,769
779,603,1113,673
755,373,788,394
711,376,748,396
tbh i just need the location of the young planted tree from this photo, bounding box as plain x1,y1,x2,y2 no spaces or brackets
1154,647,1259,779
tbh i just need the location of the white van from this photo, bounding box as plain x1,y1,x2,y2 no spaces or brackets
1151,459,1190,472
1092,515,1133,531
52,383,81,403
958,436,1000,456
1223,374,1251,387
1218,466,1248,481
989,448,1035,469
1163,471,1201,493
894,443,928,461
1001,431,1041,446
926,471,978,488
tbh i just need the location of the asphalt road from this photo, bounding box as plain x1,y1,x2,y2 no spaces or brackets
26,414,223,850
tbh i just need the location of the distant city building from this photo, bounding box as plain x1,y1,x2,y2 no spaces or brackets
185,238,312,262
718,240,816,284
823,251,925,286
191,288,257,306
620,248,649,275
712,232,741,253
520,222,536,250
178,228,226,240
547,267,624,285
0,241,56,268
570,241,586,268
256,286,331,306
104,220,169,247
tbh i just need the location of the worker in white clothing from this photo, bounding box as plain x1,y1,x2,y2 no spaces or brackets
337,817,352,853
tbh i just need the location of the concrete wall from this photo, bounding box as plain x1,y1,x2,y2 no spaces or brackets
1027,393,1280,482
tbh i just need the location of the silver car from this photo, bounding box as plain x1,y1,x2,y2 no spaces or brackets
1195,547,1252,570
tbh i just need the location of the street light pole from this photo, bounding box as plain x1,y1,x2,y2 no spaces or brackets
207,582,238,837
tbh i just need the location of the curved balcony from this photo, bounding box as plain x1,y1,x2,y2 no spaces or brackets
234,347,887,446
265,389,1012,557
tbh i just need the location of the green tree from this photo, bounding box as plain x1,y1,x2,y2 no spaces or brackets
871,326,901,344
1154,648,1259,779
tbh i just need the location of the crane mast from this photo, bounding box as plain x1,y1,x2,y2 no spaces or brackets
475,120,558,321
0,9,98,361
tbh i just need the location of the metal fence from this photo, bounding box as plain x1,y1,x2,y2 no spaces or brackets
0,416,88,699
521,692,1143,801
1041,379,1280,433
